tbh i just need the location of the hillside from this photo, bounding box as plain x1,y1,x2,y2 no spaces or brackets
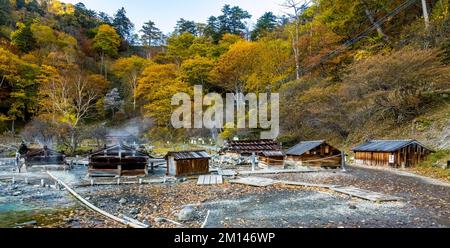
0,0,448,161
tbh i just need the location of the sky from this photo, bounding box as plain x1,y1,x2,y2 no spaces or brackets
60,0,288,34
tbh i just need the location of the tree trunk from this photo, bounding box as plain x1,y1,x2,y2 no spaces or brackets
100,51,104,75
360,0,389,41
421,0,430,30
294,20,301,80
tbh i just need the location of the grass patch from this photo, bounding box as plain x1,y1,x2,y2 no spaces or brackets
413,149,450,182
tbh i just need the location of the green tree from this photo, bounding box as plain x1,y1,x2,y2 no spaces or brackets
0,0,12,26
175,18,198,35
112,7,134,41
251,12,279,41
93,24,121,78
11,22,36,53
166,32,196,66
205,5,251,42
140,20,162,46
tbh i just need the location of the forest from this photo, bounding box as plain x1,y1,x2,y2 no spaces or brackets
0,0,449,155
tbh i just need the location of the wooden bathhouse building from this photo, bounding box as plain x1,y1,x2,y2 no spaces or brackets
88,144,151,177
21,145,67,168
221,139,285,167
165,150,210,177
285,140,342,167
222,139,282,156
352,140,433,168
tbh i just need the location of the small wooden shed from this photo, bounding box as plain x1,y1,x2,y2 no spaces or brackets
352,140,433,168
22,145,67,167
88,144,151,177
285,140,342,167
165,150,210,177
259,151,285,167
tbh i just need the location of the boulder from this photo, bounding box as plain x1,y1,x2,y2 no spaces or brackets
177,206,195,221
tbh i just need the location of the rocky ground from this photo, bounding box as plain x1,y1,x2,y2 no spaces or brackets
0,160,449,228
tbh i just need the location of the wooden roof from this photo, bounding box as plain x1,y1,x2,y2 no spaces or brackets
222,139,281,154
352,140,433,152
286,140,340,156
90,144,151,158
165,150,211,160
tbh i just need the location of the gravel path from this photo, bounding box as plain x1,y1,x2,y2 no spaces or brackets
261,166,450,227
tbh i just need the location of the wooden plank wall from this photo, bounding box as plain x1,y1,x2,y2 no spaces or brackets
354,144,431,168
169,158,210,177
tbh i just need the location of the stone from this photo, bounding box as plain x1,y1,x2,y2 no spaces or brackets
12,191,22,196
17,220,37,227
349,205,357,210
177,206,195,221
130,208,140,215
154,217,165,223
119,198,127,205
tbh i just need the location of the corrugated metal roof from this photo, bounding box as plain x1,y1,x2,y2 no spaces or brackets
166,150,211,160
261,151,285,157
286,140,326,156
352,140,431,152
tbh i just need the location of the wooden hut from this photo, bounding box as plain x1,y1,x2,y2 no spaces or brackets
222,139,282,157
285,140,342,168
88,144,151,177
165,150,210,177
258,151,285,167
22,145,67,169
352,140,433,168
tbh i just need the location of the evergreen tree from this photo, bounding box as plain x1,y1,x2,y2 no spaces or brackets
98,12,113,25
251,12,278,40
140,20,162,46
175,18,198,35
112,7,134,41
0,0,12,26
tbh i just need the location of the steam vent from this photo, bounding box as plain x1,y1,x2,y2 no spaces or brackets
88,144,151,177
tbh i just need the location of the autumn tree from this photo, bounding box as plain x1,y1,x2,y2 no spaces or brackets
112,56,153,113
0,48,40,131
38,66,104,153
93,24,121,78
180,56,215,88
137,64,192,141
210,40,258,94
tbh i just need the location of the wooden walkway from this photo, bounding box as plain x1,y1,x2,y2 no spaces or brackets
229,176,402,202
197,175,223,185
229,177,277,187
331,186,402,202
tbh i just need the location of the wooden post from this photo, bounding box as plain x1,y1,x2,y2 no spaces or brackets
341,151,346,172
251,152,256,171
